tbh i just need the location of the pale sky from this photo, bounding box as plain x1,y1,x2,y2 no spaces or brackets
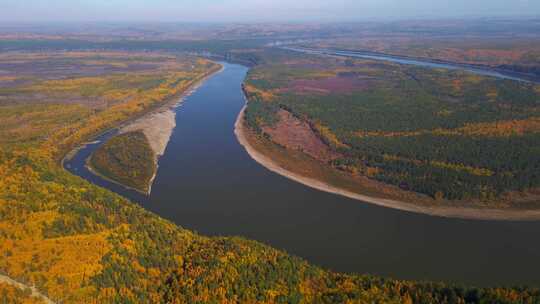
1,0,538,23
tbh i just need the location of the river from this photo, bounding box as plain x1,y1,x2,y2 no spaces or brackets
65,61,540,287
284,47,540,83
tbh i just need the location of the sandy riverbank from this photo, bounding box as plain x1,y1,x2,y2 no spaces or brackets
116,101,177,195
234,104,540,221
121,110,176,158
120,64,224,159
69,64,224,196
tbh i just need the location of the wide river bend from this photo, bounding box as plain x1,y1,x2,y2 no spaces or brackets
65,61,540,287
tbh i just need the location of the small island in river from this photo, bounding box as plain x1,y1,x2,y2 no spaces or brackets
89,130,156,193
83,59,222,194
87,108,179,194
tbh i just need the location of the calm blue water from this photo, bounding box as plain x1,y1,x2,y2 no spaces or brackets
65,62,540,287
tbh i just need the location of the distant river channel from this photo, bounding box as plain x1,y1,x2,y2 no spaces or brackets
285,46,540,83
65,61,540,287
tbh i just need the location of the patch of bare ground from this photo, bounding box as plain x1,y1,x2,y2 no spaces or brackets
262,109,341,162
121,109,176,158
283,76,373,95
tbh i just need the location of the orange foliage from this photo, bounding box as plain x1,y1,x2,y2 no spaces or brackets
312,121,347,149
0,229,113,300
455,117,540,137
0,52,220,303
383,154,493,177
357,117,540,139
0,282,46,304
243,83,276,101
430,160,494,176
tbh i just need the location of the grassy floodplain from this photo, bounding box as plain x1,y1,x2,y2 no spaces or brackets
240,48,540,216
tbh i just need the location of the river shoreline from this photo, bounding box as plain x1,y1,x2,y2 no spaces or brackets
285,46,540,83
63,63,224,195
234,103,540,221
62,61,540,285
85,156,151,195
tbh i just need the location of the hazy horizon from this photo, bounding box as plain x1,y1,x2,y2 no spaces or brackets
1,0,538,23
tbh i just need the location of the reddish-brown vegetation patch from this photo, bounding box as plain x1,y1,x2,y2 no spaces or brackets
262,109,341,162
284,76,372,95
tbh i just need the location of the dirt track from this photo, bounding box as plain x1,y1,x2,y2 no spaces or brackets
0,274,56,304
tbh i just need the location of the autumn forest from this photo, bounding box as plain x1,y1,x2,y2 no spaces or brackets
2,18,540,304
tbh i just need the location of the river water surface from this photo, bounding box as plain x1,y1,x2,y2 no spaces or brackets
285,47,540,83
65,61,540,287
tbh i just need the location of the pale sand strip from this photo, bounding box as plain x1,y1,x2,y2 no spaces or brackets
121,109,176,158
234,105,540,221
82,65,224,195
121,65,224,160
119,105,177,195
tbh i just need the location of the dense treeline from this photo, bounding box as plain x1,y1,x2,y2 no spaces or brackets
342,133,540,199
90,131,156,193
244,49,540,201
